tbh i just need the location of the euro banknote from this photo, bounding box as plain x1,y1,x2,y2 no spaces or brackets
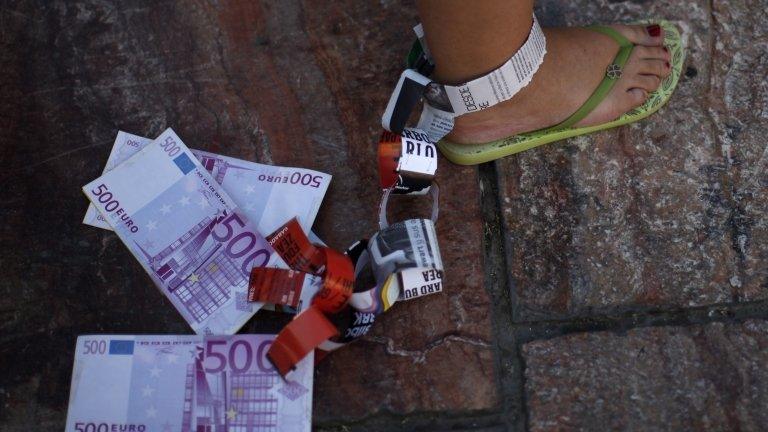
83,131,331,237
65,335,312,432
83,128,279,335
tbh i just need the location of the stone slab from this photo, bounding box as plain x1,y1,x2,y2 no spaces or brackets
500,0,768,319
0,0,497,429
523,320,768,431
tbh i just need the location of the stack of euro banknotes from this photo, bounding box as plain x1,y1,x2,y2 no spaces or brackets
69,129,331,431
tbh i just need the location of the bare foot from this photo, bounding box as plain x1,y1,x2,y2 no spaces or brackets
447,24,672,144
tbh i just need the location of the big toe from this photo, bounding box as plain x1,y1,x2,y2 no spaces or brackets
612,23,665,46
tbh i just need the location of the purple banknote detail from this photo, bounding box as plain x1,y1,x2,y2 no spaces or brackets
191,149,330,236
83,128,274,335
84,131,332,238
66,335,313,432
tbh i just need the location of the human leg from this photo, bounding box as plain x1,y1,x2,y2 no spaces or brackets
415,0,672,144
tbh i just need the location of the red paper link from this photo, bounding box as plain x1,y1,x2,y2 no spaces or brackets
267,217,325,274
377,130,401,189
267,306,338,376
248,268,305,308
254,217,355,376
311,247,354,314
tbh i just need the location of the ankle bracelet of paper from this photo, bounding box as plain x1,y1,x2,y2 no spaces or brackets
381,13,547,142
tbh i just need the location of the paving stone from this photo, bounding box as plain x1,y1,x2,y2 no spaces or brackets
707,0,768,302
0,0,496,429
523,320,768,431
500,0,768,319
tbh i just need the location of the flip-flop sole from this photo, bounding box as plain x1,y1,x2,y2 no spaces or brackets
436,20,685,165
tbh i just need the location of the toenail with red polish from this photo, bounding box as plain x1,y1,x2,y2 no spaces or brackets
646,24,661,37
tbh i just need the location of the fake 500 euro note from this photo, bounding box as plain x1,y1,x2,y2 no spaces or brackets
66,335,312,432
83,129,283,335
83,131,331,236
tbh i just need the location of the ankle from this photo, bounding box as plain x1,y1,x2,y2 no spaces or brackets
418,2,534,84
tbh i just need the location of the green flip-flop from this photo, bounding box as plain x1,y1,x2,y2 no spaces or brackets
420,20,685,166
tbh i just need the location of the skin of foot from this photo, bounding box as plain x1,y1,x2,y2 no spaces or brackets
446,24,672,144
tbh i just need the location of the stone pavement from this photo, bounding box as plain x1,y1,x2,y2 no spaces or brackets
0,0,765,431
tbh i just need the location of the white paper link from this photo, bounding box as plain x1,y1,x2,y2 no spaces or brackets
417,14,547,142
413,23,434,63
378,184,440,230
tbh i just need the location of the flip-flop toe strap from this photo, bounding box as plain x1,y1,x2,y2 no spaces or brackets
546,25,635,131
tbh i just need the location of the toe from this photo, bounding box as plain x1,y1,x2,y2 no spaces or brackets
625,88,648,109
629,74,662,93
636,59,672,78
612,23,664,47
633,45,670,61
